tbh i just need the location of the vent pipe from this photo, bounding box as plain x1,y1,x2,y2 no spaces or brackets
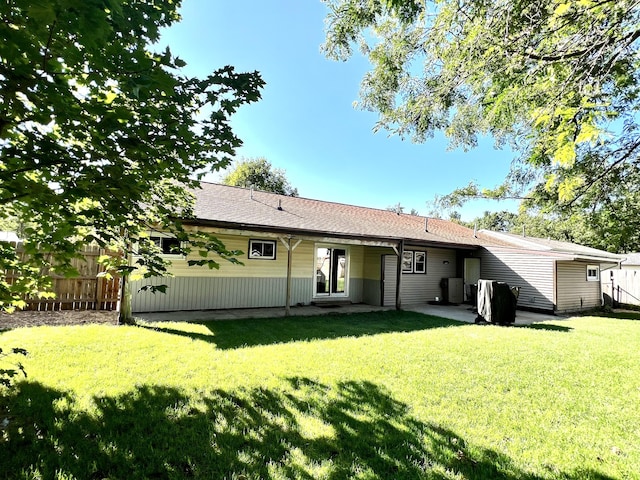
425,217,428,232
522,225,526,237
277,199,283,211
473,222,477,238
250,185,254,200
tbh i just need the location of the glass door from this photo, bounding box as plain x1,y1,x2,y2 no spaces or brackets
315,247,347,296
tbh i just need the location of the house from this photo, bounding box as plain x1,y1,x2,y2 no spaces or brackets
478,231,622,313
129,183,622,314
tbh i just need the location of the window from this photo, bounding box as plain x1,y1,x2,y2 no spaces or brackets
249,239,276,260
402,251,414,273
414,251,426,273
150,236,181,255
402,250,427,274
586,265,600,282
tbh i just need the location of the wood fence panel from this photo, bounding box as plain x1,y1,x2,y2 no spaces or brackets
4,242,121,311
602,269,640,307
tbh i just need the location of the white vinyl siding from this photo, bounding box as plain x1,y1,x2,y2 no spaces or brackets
556,261,602,312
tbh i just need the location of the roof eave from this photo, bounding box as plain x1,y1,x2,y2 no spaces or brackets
182,218,481,250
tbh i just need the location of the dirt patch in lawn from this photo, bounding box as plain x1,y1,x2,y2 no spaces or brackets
0,310,119,331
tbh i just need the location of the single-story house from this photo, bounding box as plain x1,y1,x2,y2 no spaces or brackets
130,183,622,314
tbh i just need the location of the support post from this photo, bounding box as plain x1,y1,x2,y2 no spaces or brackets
396,240,404,310
285,236,293,316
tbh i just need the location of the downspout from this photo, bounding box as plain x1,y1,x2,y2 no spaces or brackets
396,240,404,310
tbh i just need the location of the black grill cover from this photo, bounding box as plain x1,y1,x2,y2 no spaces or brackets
476,280,517,325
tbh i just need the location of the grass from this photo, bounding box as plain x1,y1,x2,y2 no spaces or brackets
0,310,638,479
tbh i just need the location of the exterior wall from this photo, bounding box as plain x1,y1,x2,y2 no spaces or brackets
556,261,602,312
479,247,556,311
380,247,458,307
363,247,394,306
401,247,457,305
131,231,376,312
130,276,312,312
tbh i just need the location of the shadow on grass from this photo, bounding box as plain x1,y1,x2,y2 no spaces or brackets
516,323,573,332
137,310,465,350
0,379,618,480
600,311,640,321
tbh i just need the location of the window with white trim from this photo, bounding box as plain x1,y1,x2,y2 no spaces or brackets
248,239,276,260
402,251,414,273
149,236,182,255
586,265,600,282
402,250,427,274
414,251,426,273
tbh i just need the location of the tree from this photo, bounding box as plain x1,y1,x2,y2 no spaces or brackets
386,203,419,215
386,202,404,214
222,158,298,196
323,0,640,251
0,1,264,314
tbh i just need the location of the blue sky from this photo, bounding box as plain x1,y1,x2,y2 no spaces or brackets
159,0,519,220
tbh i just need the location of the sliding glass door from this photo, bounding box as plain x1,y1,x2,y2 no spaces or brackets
315,246,348,296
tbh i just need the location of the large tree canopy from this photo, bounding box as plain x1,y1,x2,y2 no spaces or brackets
0,0,264,311
323,0,640,251
222,157,299,196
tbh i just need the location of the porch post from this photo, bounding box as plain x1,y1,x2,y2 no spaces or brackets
285,236,293,316
396,240,404,310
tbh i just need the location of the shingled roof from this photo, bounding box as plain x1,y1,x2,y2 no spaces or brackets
189,183,498,249
479,230,623,263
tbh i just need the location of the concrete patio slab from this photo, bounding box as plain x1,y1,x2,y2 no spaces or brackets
135,302,563,326
134,304,394,323
405,303,564,325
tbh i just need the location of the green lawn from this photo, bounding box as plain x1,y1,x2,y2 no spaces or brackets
0,311,638,479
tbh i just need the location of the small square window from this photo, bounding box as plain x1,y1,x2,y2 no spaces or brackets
586,265,600,282
414,251,426,274
249,239,276,260
402,251,414,273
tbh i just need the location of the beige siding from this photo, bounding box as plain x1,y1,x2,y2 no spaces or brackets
380,247,458,306
131,231,380,311
363,247,394,281
350,245,365,277
556,261,601,312
480,247,556,311
382,255,397,307
363,247,394,306
422,248,457,303
158,233,316,279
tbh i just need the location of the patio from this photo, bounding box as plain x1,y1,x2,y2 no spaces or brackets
135,302,563,325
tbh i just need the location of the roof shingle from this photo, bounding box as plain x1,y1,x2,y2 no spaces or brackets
191,183,495,248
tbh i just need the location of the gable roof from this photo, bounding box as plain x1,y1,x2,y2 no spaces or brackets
190,183,500,249
479,230,623,263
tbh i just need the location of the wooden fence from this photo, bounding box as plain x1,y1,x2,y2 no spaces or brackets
602,269,640,307
5,243,121,311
